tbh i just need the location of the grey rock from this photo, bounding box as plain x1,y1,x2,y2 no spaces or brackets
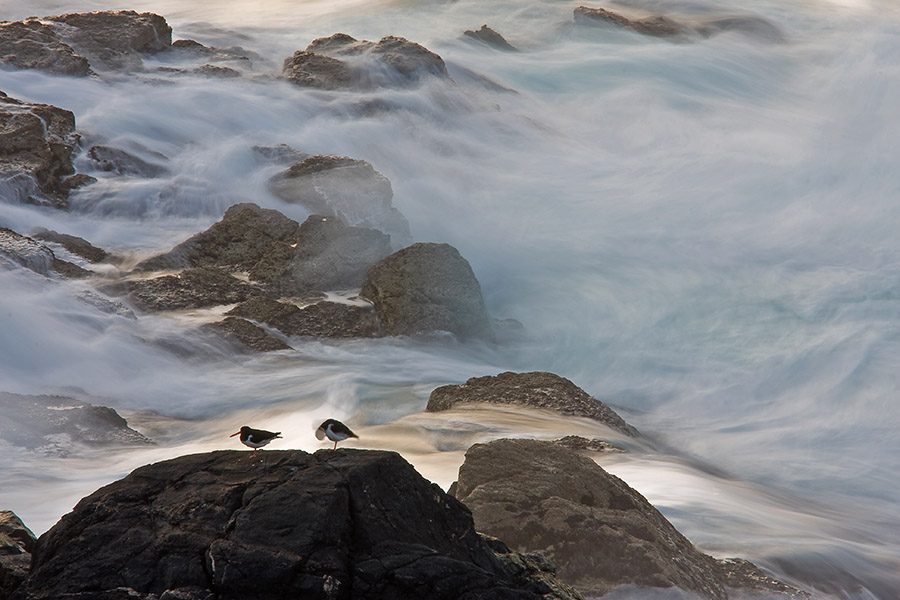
249,215,392,296
553,435,624,453
360,242,493,340
0,92,82,209
227,297,382,339
427,371,639,437
31,228,109,263
453,439,726,599
0,20,91,76
0,511,36,600
135,203,299,272
202,316,291,352
463,25,518,51
0,227,91,278
717,558,811,599
282,50,354,90
13,449,580,600
87,145,169,177
269,155,410,243
122,266,261,311
251,144,311,165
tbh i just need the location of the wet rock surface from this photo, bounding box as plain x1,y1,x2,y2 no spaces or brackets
121,266,262,311
0,20,92,76
360,242,493,340
226,297,382,339
31,228,110,263
13,450,580,600
86,145,169,177
463,25,517,51
428,371,639,437
0,228,91,278
0,511,36,600
202,316,292,352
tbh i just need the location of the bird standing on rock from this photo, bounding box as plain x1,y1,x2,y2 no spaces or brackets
316,419,358,450
230,426,282,457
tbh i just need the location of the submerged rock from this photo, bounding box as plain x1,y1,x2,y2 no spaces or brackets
0,511,36,600
86,145,169,177
427,371,639,437
0,93,84,209
31,228,110,263
283,33,449,91
360,242,493,341
0,228,91,278
14,449,581,600
122,266,261,311
269,155,410,244
463,25,518,51
227,297,382,339
202,316,292,352
0,392,152,454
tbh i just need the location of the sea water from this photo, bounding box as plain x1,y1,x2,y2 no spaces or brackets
1,0,899,597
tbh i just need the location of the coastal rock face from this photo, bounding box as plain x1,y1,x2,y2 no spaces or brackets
283,34,449,91
0,392,152,454
0,511,36,600
0,228,91,278
360,242,493,340
135,203,299,272
269,155,410,244
428,371,639,437
0,20,92,76
14,450,581,600
227,297,382,339
453,439,726,599
0,93,82,209
249,215,392,296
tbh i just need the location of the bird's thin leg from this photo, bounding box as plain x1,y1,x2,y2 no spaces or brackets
333,440,337,450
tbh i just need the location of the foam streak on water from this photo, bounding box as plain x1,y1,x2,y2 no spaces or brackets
1,0,899,598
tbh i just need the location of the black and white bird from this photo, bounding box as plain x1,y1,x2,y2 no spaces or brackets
230,426,282,457
315,419,358,450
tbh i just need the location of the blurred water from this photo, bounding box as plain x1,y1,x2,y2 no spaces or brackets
2,0,900,597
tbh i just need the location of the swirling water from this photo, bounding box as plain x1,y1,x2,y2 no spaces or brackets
1,0,899,597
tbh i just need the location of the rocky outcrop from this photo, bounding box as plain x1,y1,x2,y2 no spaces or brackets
226,297,382,339
269,155,410,244
0,392,152,454
0,228,91,278
202,316,292,352
453,439,726,598
0,93,86,209
574,6,785,42
463,26,518,51
0,511,36,600
428,371,639,437
0,20,92,76
13,450,581,600
135,203,299,272
283,34,449,91
360,243,493,341
249,215,392,296
122,266,261,311
31,228,110,263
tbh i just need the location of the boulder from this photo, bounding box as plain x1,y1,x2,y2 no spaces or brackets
252,143,311,165
427,371,639,437
269,155,410,243
0,228,91,278
31,228,109,263
0,93,83,209
0,511,36,600
13,449,581,600
227,297,382,339
463,26,518,51
0,392,152,454
134,203,299,272
360,243,493,341
202,316,292,352
86,145,169,177
283,34,449,91
0,20,92,76
453,439,727,599
122,266,262,311
249,215,392,296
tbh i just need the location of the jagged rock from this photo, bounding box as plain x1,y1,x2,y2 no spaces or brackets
249,215,392,296
463,25,518,51
553,435,623,453
574,6,685,37
13,450,581,600
269,155,410,243
453,439,727,599
283,34,449,91
135,203,299,272
717,558,811,599
31,228,109,263
0,511,36,600
202,316,291,352
87,145,169,177
252,144,311,165
45,11,172,72
360,243,493,340
227,297,382,339
121,266,261,311
427,371,639,437
0,392,153,454
0,20,92,76
0,228,91,278
0,93,82,208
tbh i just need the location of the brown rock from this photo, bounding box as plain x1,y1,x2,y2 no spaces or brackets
123,266,261,311
282,50,354,90
463,25,518,51
31,228,109,263
574,6,685,37
0,511,36,599
428,371,639,436
0,227,91,278
227,296,382,339
0,20,91,76
202,316,291,352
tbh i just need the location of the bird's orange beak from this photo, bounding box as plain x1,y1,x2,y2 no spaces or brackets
229,431,240,437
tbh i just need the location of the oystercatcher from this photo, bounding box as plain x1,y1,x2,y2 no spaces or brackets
230,426,282,457
315,419,358,450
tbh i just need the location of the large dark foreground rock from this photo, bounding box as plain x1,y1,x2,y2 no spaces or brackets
428,371,639,437
14,450,581,600
0,511,36,600
453,439,809,600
